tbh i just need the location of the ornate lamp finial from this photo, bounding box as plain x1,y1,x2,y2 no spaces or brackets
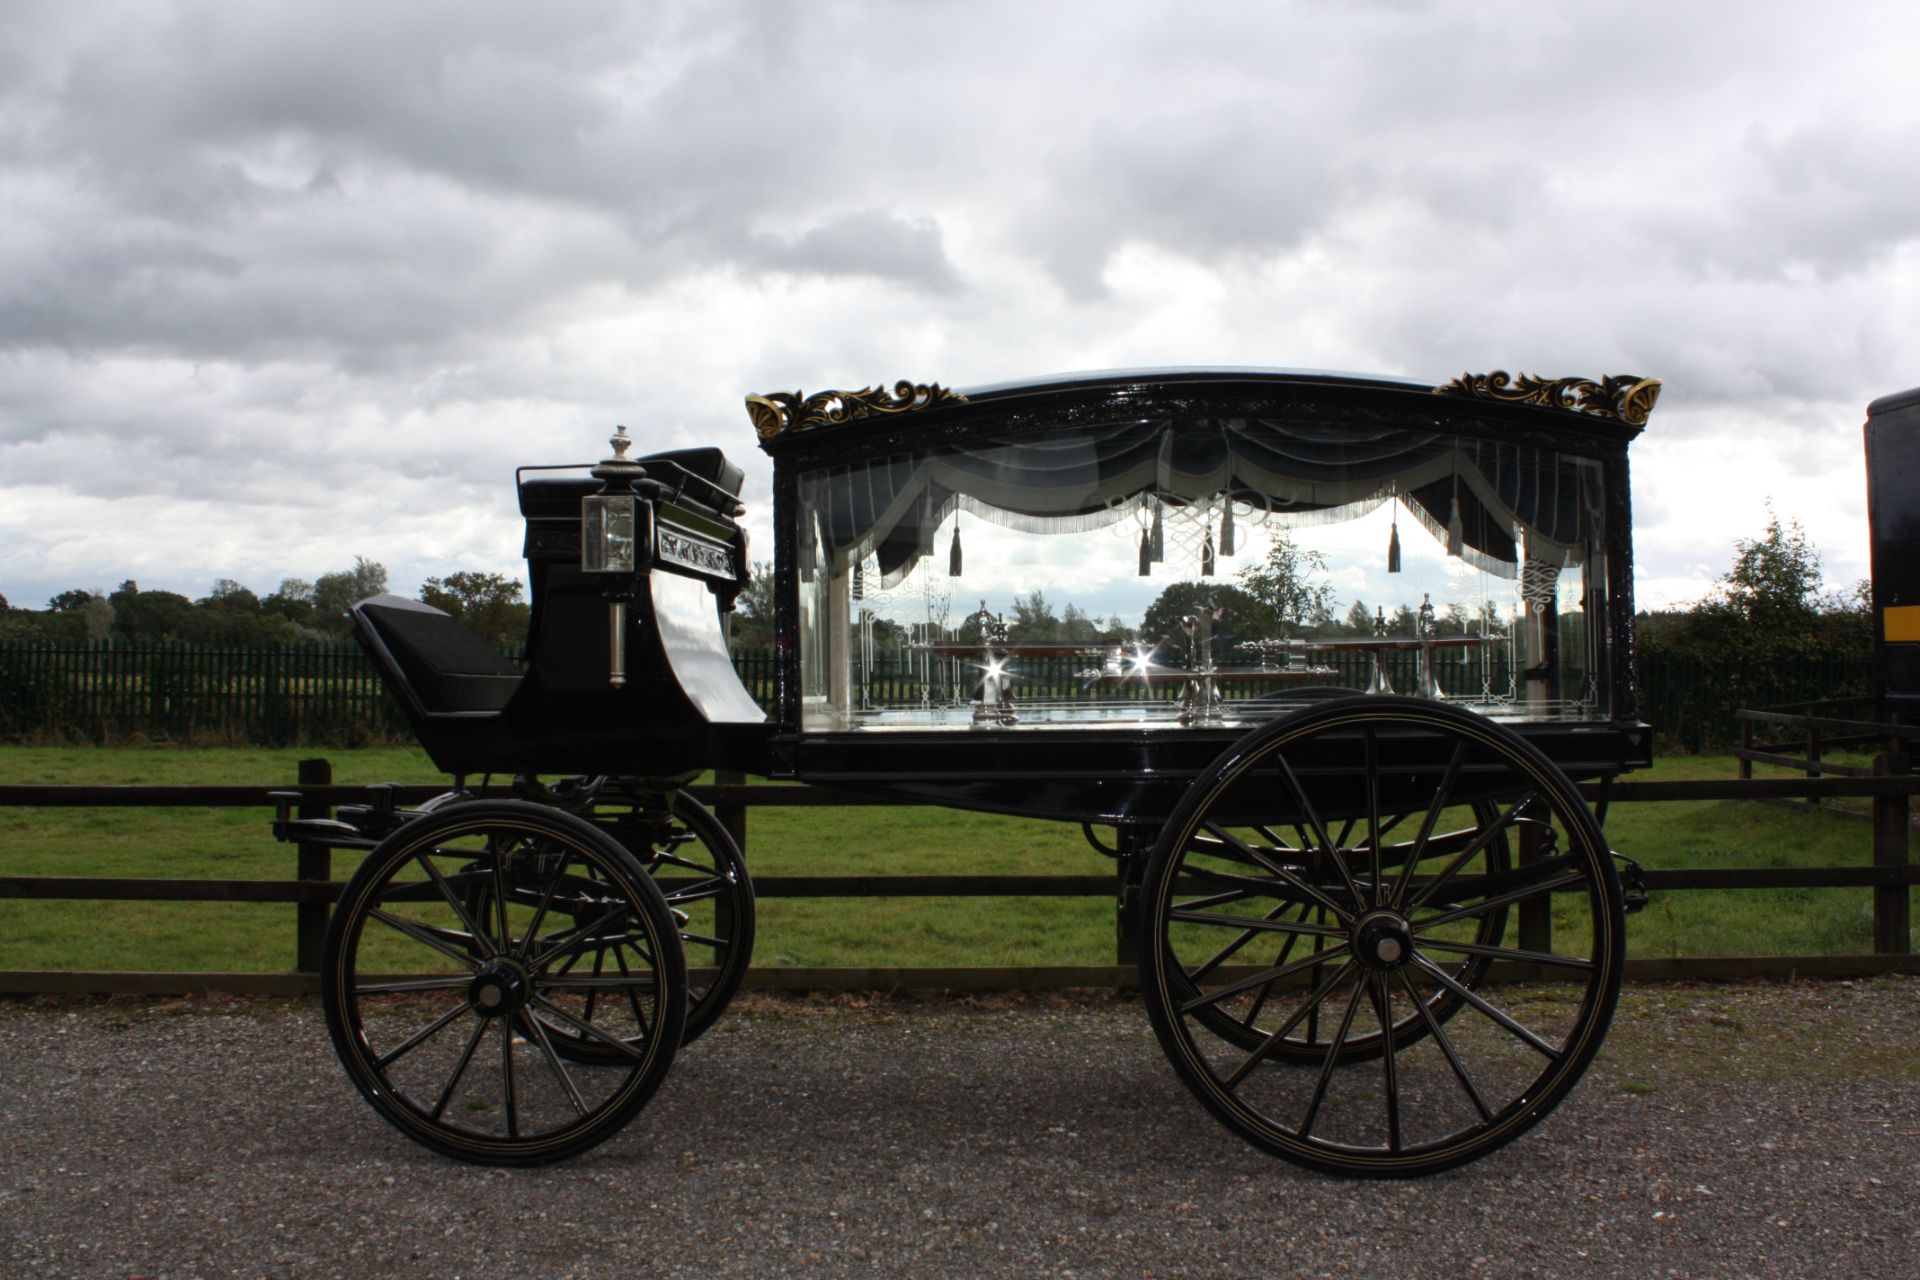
594,424,645,480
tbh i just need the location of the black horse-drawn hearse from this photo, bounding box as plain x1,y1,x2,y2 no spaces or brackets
275,366,1661,1177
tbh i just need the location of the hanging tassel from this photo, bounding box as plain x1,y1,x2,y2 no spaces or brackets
1138,528,1152,576
1446,472,1464,556
1219,500,1235,557
1149,500,1165,563
1201,529,1215,577
949,521,962,577
1387,508,1402,574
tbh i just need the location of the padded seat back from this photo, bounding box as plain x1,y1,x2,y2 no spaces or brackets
354,595,523,714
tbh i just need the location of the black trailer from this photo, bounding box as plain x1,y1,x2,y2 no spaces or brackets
277,367,1661,1177
1866,385,1920,723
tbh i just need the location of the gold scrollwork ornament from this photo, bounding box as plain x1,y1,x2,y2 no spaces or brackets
1434,371,1662,426
745,380,967,440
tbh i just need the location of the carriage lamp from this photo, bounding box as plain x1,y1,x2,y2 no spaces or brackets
584,425,651,687
581,492,639,574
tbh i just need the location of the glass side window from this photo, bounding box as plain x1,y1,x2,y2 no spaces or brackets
790,414,1613,731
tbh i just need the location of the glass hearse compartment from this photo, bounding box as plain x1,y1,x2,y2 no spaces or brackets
774,372,1641,743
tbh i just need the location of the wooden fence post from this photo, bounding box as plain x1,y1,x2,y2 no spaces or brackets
1518,800,1552,957
1808,724,1823,807
1872,751,1911,955
713,768,747,855
295,758,332,974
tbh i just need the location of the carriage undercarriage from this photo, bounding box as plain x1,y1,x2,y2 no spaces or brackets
276,367,1660,1177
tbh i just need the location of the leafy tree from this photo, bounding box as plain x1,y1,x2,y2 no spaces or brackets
81,595,115,641
262,578,316,630
109,583,194,643
190,579,301,644
419,570,530,649
1342,600,1375,635
311,558,389,634
1636,507,1872,748
1237,529,1336,630
47,589,94,613
730,561,776,649
1008,590,1061,643
1140,582,1275,660
0,591,10,612
1711,509,1823,627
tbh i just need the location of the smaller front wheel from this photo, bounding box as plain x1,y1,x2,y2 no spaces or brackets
322,800,687,1164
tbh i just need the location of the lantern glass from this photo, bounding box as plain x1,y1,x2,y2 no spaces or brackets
581,493,639,573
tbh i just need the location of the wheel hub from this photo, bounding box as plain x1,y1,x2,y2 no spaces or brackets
468,959,531,1018
1352,911,1415,971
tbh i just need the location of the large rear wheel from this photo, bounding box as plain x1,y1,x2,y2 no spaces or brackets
1140,696,1624,1177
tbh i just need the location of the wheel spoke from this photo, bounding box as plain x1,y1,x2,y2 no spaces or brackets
1298,975,1370,1139
500,1019,519,1139
1370,974,1401,1153
536,974,663,991
1222,959,1357,1089
489,838,513,953
1415,937,1594,970
1271,752,1365,910
1251,824,1302,853
430,1017,490,1122
1410,953,1561,1060
519,1011,588,1119
1174,861,1312,907
1198,824,1352,921
1413,870,1586,932
514,850,573,961
1363,728,1383,912
611,943,653,1042
1170,881,1263,913
1189,899,1305,984
661,876,728,905
415,852,497,959
1391,742,1468,910
581,938,606,1026
374,1001,471,1070
526,903,633,975
528,994,646,1060
1167,908,1345,940
1398,968,1492,1122
367,909,485,972
354,976,475,995
1177,940,1353,1014
1405,794,1533,913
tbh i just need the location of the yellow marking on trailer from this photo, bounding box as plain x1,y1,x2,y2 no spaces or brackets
1886,604,1920,643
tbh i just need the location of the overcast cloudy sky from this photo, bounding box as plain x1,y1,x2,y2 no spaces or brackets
2,0,1915,621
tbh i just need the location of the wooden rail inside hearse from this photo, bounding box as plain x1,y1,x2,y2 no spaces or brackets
1,763,1915,996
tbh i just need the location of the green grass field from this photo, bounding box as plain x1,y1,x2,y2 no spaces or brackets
0,745,1911,973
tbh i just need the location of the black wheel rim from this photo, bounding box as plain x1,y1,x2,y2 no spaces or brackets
1142,698,1623,1177
324,802,685,1163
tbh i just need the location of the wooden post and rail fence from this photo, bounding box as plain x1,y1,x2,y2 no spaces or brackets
1,759,1915,997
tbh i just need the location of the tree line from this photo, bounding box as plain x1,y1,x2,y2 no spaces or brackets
0,508,1874,686
0,561,531,650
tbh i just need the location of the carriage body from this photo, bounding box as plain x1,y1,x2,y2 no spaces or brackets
305,365,1663,1177
758,368,1655,826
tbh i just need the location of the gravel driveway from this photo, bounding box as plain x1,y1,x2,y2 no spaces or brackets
2,979,1915,1279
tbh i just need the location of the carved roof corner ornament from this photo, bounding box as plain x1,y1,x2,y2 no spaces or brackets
745,380,968,440
1433,371,1663,426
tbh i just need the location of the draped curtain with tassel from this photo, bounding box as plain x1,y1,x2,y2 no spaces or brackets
797,414,1600,587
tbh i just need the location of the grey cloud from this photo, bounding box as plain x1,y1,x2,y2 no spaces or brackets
747,209,962,292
